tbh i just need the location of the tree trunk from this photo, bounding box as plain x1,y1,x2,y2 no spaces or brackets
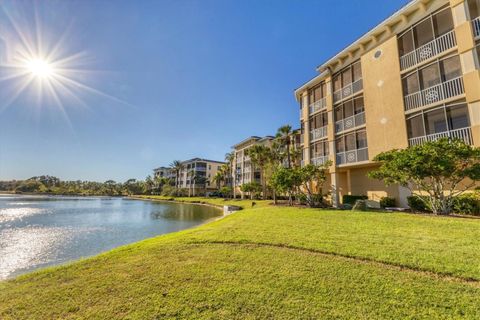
287,140,291,168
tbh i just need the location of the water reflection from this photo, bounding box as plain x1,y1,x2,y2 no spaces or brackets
0,195,221,280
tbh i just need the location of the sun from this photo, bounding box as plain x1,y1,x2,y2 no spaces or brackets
25,58,55,78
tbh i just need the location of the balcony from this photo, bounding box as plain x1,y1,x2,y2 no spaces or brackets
404,76,464,112
333,79,363,103
309,97,327,115
408,127,473,146
335,112,366,133
311,155,329,166
310,126,327,142
400,30,456,71
336,147,368,165
473,17,480,39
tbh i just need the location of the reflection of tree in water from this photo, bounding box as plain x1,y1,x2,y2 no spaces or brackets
149,204,220,221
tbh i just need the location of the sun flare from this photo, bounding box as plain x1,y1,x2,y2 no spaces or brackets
25,58,55,79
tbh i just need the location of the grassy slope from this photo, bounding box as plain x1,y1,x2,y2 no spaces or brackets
1,197,480,319
135,195,272,208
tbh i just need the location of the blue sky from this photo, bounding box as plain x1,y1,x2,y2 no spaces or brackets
0,0,406,182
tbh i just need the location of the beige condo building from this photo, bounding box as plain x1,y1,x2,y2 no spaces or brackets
231,136,274,198
295,0,480,207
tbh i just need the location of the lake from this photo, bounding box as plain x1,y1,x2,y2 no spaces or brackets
0,195,222,280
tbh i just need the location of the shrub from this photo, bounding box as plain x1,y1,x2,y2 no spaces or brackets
343,195,368,205
407,196,430,212
452,194,480,216
219,186,233,198
380,197,396,208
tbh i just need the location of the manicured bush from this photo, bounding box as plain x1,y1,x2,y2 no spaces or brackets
343,195,368,205
407,196,430,212
380,197,396,208
452,194,480,216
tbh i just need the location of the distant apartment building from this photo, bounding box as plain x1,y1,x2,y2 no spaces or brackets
153,167,174,180
175,158,225,196
295,0,480,207
231,136,274,197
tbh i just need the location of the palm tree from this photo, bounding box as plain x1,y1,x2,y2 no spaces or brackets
268,141,284,204
246,145,271,200
224,151,235,197
213,170,225,190
169,160,184,190
276,125,293,168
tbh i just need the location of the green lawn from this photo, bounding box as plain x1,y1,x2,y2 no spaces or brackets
1,198,480,319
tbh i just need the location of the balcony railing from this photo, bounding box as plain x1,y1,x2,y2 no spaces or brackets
309,97,327,114
404,76,464,112
333,78,363,103
336,147,368,165
400,30,456,71
408,127,473,146
310,126,327,142
311,155,329,166
473,17,480,39
335,112,366,133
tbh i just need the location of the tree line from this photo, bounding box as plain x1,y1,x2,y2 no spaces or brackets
0,175,163,196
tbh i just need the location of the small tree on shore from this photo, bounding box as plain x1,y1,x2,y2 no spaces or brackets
270,162,331,207
240,182,262,199
368,138,480,215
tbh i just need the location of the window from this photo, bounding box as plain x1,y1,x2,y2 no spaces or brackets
354,97,364,114
399,30,415,56
309,82,327,105
333,75,342,92
407,114,425,138
420,63,441,89
342,68,352,87
425,108,447,135
310,112,328,129
353,62,362,82
406,102,470,139
356,131,368,149
334,106,343,122
335,96,364,121
343,100,354,118
345,133,356,151
336,130,368,154
433,8,454,37
440,55,462,81
414,19,434,47
333,62,362,92
402,55,461,95
447,103,470,130
468,0,480,19
311,141,329,158
403,73,420,95
336,137,345,153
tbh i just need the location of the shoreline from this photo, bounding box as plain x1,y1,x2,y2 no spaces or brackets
0,196,228,282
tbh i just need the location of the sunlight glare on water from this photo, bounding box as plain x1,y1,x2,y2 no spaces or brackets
0,195,221,280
